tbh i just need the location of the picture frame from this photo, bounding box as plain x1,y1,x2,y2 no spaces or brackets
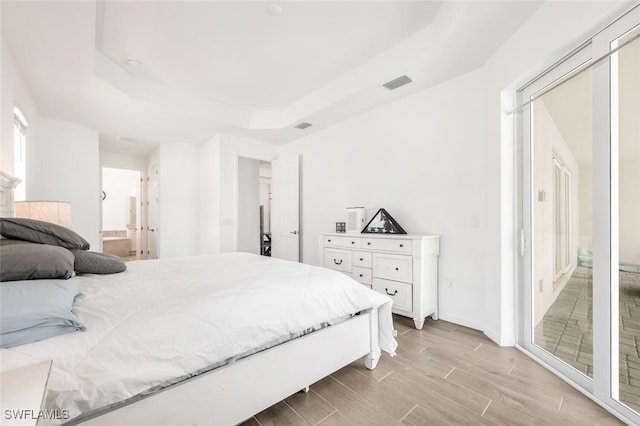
361,208,407,234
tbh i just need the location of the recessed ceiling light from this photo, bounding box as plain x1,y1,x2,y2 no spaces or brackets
266,3,282,16
125,58,142,67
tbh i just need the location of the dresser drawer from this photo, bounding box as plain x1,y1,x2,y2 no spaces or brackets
373,278,412,312
352,251,372,268
352,266,372,285
323,235,362,249
324,248,351,272
362,237,412,253
372,253,412,283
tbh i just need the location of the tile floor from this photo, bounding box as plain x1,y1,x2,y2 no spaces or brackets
242,316,623,425
534,266,640,413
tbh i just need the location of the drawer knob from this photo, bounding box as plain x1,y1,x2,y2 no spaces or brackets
385,288,398,296
367,242,371,246
359,274,364,277
395,267,399,271
400,244,404,248
328,239,332,242
359,258,364,261
333,259,343,265
351,241,355,244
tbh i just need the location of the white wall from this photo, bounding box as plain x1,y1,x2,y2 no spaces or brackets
1,39,40,182
280,68,488,330
199,135,221,254
532,99,581,326
279,1,631,344
29,117,100,249
2,38,100,248
237,157,260,254
157,143,199,258
618,37,640,265
100,150,149,171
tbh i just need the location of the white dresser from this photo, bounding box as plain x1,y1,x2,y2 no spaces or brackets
319,233,440,329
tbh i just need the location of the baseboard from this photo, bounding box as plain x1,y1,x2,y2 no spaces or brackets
483,326,516,347
437,312,484,332
436,313,516,347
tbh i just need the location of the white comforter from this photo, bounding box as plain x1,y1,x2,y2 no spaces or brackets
1,253,396,423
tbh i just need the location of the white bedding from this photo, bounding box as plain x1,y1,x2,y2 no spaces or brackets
0,253,397,424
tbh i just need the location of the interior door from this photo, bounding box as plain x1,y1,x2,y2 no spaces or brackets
147,162,159,259
270,156,299,262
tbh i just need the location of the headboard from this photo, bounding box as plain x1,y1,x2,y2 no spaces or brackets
0,170,20,218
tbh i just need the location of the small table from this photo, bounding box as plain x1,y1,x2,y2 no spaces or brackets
1,361,52,425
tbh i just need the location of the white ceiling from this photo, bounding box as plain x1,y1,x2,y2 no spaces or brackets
1,1,543,155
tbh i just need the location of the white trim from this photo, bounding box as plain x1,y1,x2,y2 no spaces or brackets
515,345,634,425
483,325,516,347
13,105,29,127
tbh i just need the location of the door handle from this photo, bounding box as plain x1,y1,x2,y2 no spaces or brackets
290,230,298,235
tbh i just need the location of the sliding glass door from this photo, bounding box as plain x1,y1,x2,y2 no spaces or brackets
519,5,640,422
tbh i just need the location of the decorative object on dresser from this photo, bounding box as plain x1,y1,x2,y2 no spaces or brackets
335,222,346,233
319,232,439,329
346,207,366,233
361,208,406,234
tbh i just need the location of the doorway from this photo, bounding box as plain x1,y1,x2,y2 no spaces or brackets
518,6,640,422
101,167,143,261
237,157,272,256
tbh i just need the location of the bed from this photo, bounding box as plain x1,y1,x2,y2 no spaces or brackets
0,171,397,425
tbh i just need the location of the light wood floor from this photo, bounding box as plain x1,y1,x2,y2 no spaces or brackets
240,316,624,425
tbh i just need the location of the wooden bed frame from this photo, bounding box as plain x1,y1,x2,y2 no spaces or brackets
0,171,383,425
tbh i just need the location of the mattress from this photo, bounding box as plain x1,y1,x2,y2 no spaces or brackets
0,252,396,424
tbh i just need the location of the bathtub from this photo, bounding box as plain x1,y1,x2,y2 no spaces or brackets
103,230,131,258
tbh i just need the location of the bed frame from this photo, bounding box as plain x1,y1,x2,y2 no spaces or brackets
0,171,382,425
78,311,380,425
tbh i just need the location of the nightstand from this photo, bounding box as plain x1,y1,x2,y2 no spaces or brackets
1,361,52,425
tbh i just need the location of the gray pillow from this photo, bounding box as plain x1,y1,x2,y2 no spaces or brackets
0,279,85,348
72,249,127,274
0,218,90,250
0,241,75,282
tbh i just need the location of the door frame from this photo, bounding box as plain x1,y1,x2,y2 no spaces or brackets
516,5,640,423
516,41,594,393
233,152,275,253
99,165,148,259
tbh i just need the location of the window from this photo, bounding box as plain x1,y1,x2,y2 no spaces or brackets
552,154,572,282
13,107,28,201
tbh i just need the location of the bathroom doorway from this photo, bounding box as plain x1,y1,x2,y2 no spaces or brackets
101,167,143,261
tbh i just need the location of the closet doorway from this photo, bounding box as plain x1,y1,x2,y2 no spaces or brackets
237,158,272,256
101,167,143,261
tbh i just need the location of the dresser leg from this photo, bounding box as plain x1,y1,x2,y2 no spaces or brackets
413,318,425,330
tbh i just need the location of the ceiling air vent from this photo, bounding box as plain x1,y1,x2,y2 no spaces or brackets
294,122,312,130
382,75,413,91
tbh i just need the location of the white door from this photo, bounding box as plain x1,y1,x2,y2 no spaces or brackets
271,156,299,261
147,162,159,259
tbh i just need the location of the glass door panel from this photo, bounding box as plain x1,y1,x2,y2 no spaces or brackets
531,67,594,378
613,24,640,413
